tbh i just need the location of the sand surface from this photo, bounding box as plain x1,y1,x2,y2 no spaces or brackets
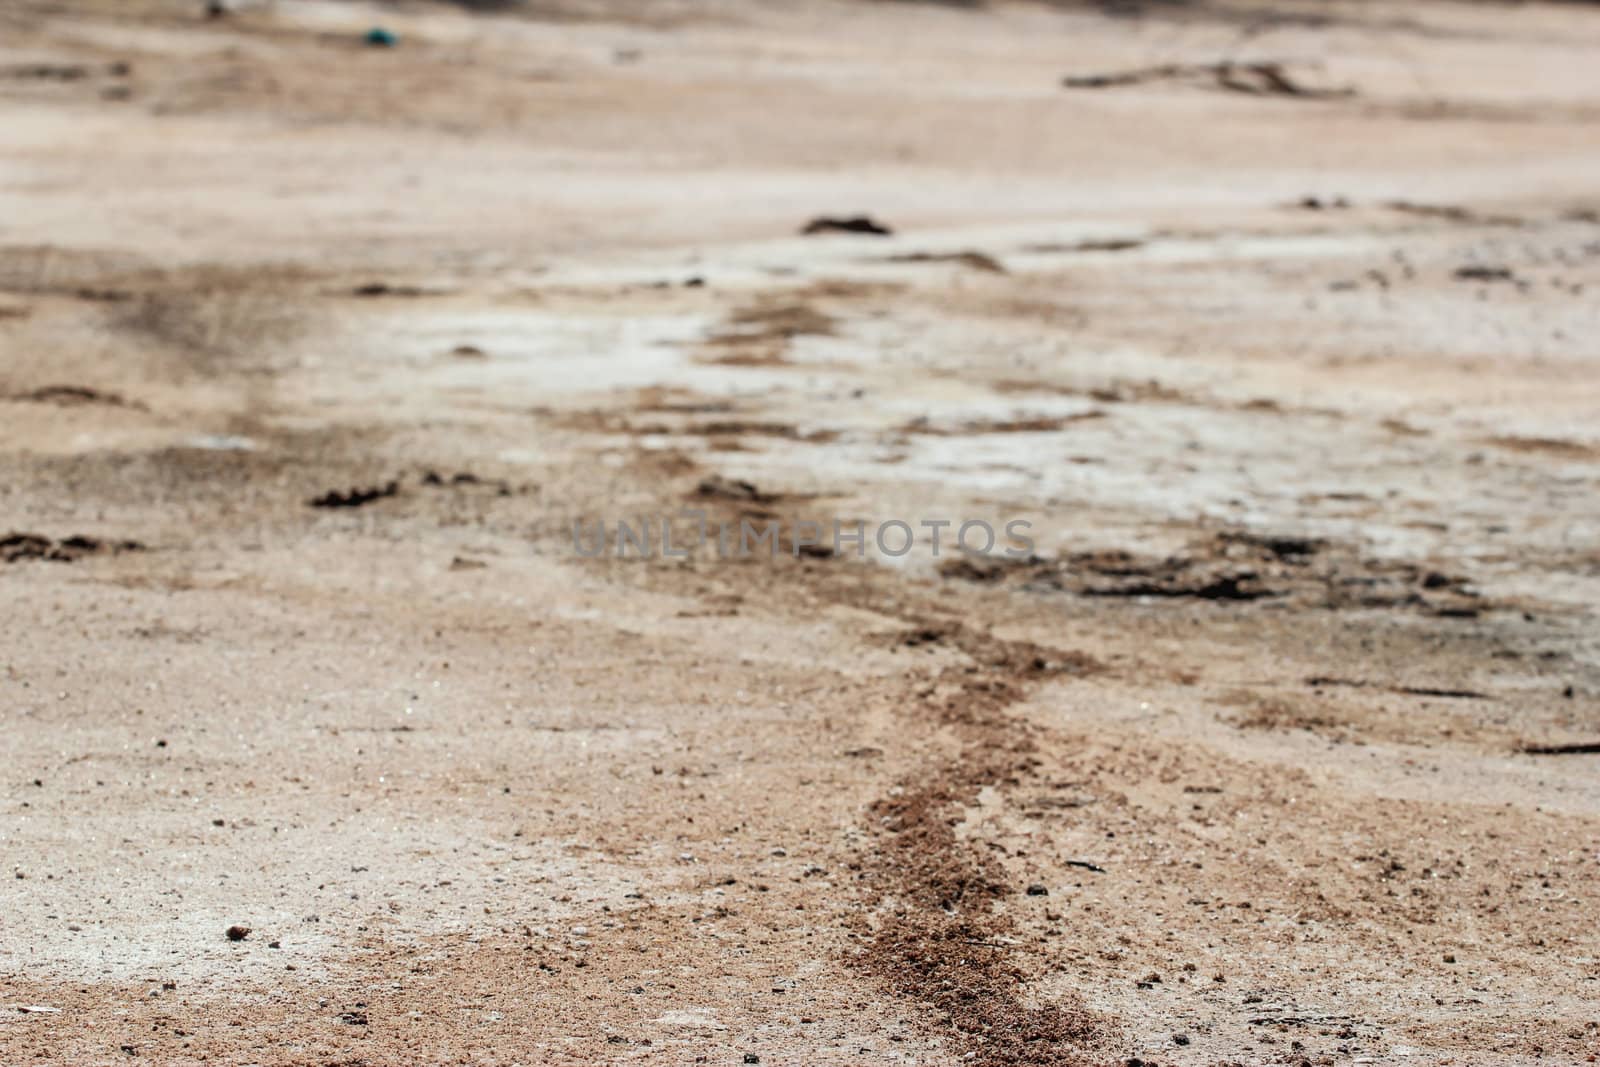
2,1,1599,1063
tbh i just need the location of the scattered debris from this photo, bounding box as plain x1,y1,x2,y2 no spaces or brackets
1520,741,1600,755
1,533,144,563
1454,266,1517,283
1305,677,1489,700
8,385,142,409
449,344,487,358
338,1009,369,1025
225,925,251,941
420,470,511,496
1295,195,1350,211
308,482,399,509
1082,572,1271,602
1065,860,1106,873
1400,684,1487,700
801,215,893,237
1063,61,1351,100
16,1006,61,1014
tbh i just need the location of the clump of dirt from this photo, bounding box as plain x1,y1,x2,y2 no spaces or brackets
350,282,436,298
801,215,894,236
308,481,399,509
1,532,145,563
1454,266,1517,283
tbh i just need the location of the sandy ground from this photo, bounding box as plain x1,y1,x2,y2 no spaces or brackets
3,0,1600,1063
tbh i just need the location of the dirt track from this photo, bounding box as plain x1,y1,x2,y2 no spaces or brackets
3,1,1600,1063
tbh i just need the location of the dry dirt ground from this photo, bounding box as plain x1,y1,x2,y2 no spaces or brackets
3,0,1600,1064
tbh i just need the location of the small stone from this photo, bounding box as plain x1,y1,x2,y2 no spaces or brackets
1172,1032,1190,1046
1026,884,1048,896
1443,953,1456,963
225,925,250,941
744,1056,760,1065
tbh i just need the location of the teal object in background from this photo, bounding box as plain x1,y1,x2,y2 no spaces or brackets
365,27,398,48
